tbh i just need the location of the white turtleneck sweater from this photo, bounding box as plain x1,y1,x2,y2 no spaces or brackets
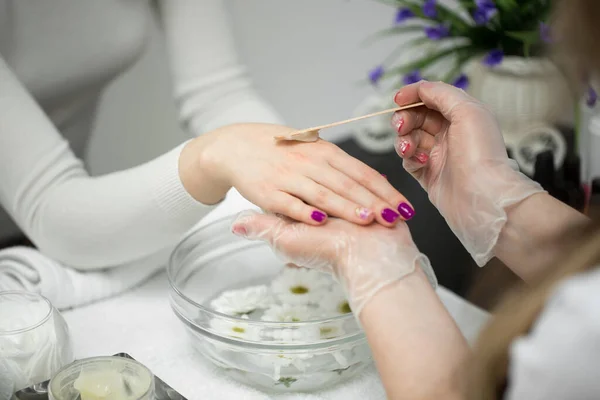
0,0,282,269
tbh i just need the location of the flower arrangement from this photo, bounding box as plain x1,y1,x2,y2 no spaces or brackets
367,0,554,91
206,267,356,385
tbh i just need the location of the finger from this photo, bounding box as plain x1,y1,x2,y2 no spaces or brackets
391,107,447,138
282,176,378,225
327,152,415,222
395,130,436,159
308,165,414,225
402,149,430,173
231,212,324,258
262,191,328,225
394,80,478,121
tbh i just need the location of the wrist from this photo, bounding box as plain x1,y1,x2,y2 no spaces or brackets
179,135,231,205
434,161,544,266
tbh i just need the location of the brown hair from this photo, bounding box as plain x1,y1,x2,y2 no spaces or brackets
465,3,600,397
467,221,600,399
552,0,600,81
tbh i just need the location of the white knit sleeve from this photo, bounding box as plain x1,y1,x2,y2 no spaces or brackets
505,268,600,400
0,56,215,269
157,0,284,135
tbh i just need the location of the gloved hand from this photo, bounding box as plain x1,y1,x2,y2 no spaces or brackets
231,211,437,317
391,81,544,266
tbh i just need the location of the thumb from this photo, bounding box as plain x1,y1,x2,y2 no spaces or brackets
417,81,477,120
231,210,288,242
231,211,334,265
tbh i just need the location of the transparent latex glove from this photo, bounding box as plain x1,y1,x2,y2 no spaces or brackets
391,81,544,266
232,211,437,317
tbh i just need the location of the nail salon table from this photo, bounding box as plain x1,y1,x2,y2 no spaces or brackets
63,270,488,400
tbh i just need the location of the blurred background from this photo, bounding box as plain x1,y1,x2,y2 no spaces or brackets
88,0,399,172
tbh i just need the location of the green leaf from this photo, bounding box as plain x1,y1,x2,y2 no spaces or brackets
382,36,432,65
436,4,470,33
362,24,426,46
441,49,482,82
384,44,476,79
505,30,540,44
495,0,519,11
276,377,297,388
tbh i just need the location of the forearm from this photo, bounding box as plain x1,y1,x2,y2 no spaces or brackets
19,142,218,269
495,192,589,282
360,268,469,400
158,0,283,136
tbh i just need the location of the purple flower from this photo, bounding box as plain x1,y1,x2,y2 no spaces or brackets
483,49,504,67
422,0,437,19
452,74,470,90
395,8,415,24
539,22,552,44
472,0,497,25
403,70,423,85
425,24,449,40
587,86,597,107
368,65,384,85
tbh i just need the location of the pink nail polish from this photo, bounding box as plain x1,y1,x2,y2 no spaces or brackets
355,207,372,220
397,140,410,156
391,113,404,133
415,152,429,164
232,225,247,237
311,210,327,222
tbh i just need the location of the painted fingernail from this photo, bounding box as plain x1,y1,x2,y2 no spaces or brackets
381,208,399,223
391,113,404,133
397,202,415,220
415,152,429,164
311,210,327,223
397,139,410,156
232,225,247,237
393,91,402,103
355,207,373,220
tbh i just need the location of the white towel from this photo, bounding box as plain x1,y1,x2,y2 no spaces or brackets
0,246,167,311
0,190,257,311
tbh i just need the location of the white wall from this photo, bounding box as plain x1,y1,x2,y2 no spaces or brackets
88,0,404,174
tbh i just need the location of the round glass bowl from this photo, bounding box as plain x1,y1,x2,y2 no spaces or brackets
0,291,73,393
49,356,154,400
168,216,372,392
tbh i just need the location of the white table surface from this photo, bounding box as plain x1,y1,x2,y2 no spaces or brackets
63,271,489,400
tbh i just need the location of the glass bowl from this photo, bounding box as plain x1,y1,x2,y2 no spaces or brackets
168,215,372,392
0,291,73,393
49,356,154,400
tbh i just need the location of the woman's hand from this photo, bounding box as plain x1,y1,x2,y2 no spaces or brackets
391,81,543,266
181,123,415,226
230,211,437,316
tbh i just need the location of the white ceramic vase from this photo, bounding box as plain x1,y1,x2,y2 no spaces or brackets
467,57,572,175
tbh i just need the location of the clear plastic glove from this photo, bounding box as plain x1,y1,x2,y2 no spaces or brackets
231,211,437,317
391,81,544,266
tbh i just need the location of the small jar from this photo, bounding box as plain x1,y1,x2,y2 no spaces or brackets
49,356,154,400
0,291,73,392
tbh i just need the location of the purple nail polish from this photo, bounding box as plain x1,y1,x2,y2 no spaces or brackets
381,208,399,223
311,210,327,222
398,202,415,220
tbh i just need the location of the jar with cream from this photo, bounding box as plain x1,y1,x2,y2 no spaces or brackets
49,356,154,400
